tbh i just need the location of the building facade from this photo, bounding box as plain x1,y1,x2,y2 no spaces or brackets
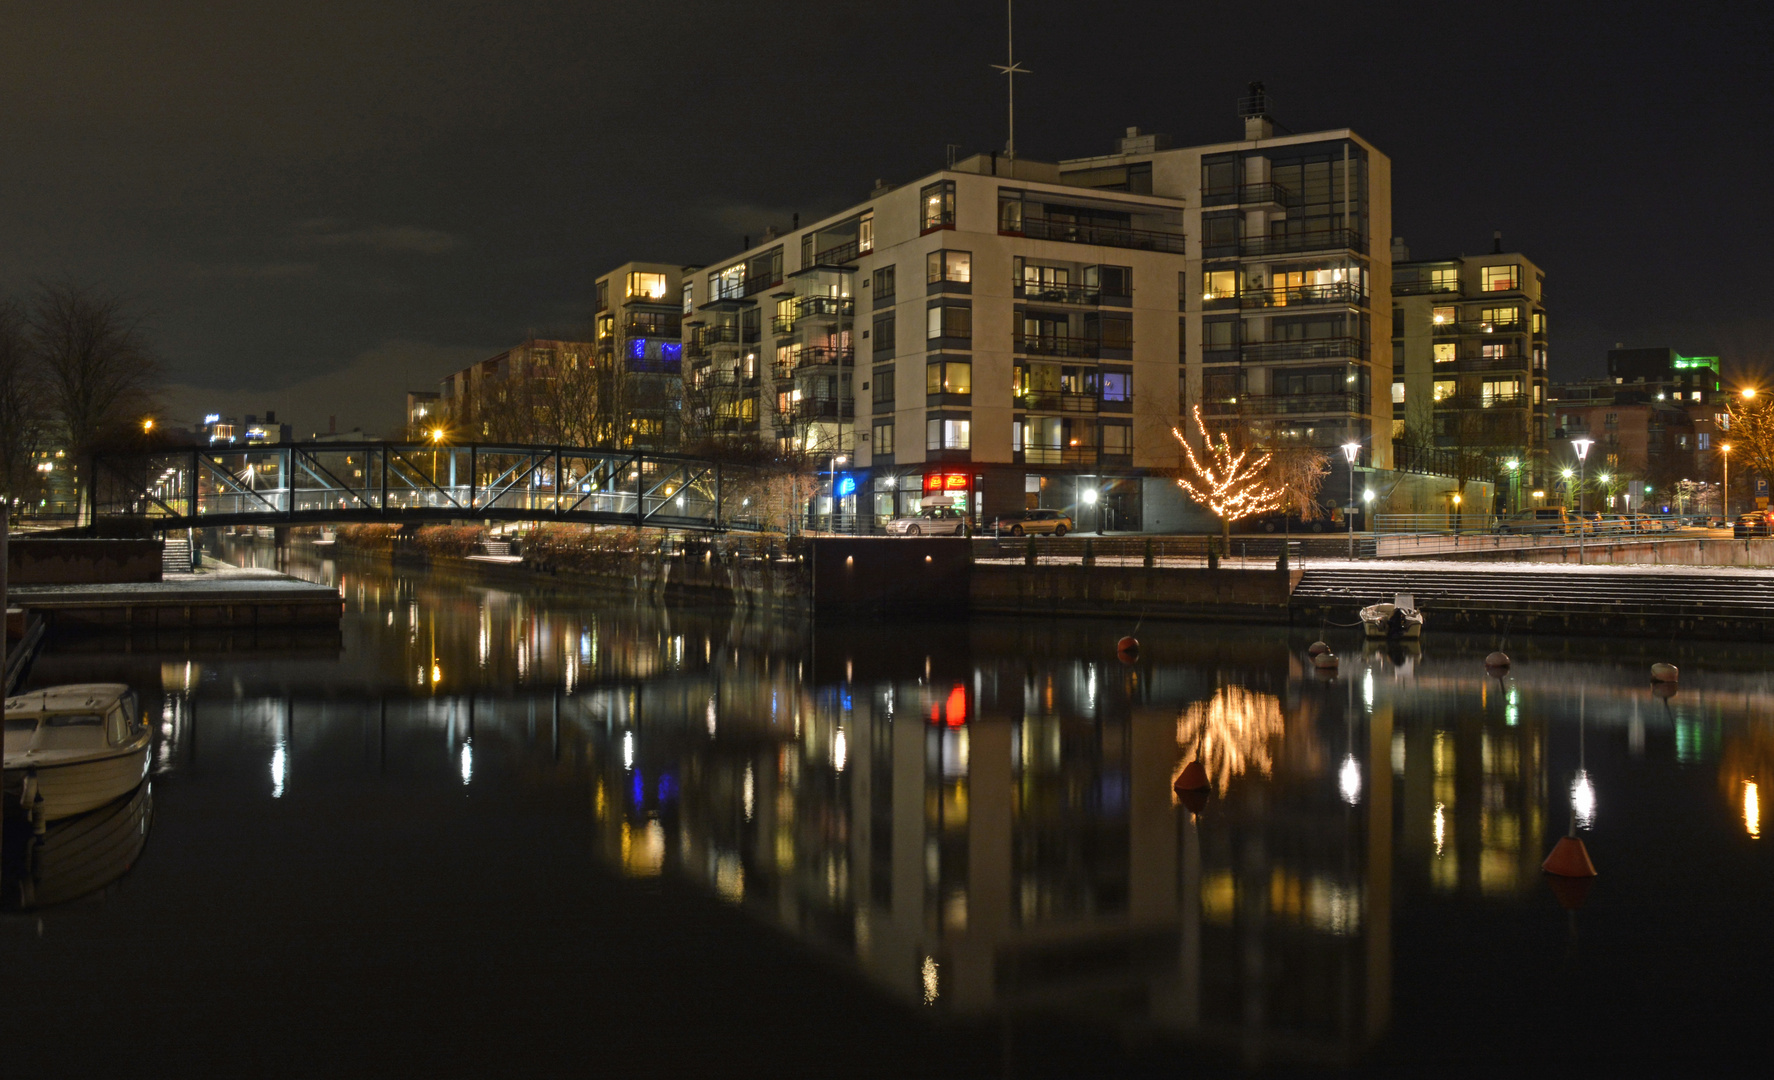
439,338,595,443
1392,240,1548,508
594,262,695,449
678,94,1393,531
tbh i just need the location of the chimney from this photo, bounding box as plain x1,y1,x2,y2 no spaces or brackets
1238,81,1274,140
1391,237,1410,262
1492,230,1503,254
1114,126,1171,154
870,178,891,197
763,225,778,241
265,410,276,424
792,213,800,230
742,234,750,250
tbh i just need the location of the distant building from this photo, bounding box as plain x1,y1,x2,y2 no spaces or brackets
438,339,594,442
1549,348,1725,512
594,262,696,449
407,391,442,432
197,412,290,445
1392,238,1548,506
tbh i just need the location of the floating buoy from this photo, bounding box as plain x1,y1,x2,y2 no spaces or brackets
1312,651,1338,670
1651,681,1678,700
1173,760,1210,792
1546,875,1594,912
1542,835,1597,878
1308,641,1330,656
1650,662,1679,683
1175,786,1209,816
1485,651,1511,669
1117,636,1139,662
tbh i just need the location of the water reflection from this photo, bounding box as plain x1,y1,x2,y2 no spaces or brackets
2,780,153,909
13,541,1774,1068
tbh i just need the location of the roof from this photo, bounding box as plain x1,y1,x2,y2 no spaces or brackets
6,683,132,714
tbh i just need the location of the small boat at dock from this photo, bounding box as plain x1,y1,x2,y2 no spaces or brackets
4,684,150,825
1360,593,1425,640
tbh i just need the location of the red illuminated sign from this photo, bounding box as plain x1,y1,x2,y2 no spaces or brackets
922,471,971,493
928,684,968,726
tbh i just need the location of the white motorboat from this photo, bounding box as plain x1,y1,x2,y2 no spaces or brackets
7,777,153,909
4,684,150,825
1360,592,1425,640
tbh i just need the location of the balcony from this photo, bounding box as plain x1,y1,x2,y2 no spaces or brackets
1393,279,1461,297
1239,337,1367,362
1008,217,1187,254
794,399,856,421
1238,282,1367,309
742,271,782,297
1016,391,1099,414
1017,282,1102,306
1447,355,1532,374
1392,441,1494,479
1233,391,1368,417
1435,393,1531,410
625,318,681,338
1238,182,1299,207
1021,444,1098,466
811,239,868,265
1433,319,1524,335
694,370,758,391
793,345,855,371
1239,229,1367,258
1013,334,1100,359
772,295,855,336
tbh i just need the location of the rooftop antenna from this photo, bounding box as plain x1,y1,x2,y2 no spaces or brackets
990,0,1030,158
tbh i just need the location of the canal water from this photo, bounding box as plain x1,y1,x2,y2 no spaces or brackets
4,543,1773,1075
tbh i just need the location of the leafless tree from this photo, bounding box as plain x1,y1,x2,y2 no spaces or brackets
1265,444,1331,523
28,282,162,456
0,300,48,506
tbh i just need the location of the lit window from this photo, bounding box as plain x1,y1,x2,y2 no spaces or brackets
1391,381,1405,404
1481,378,1521,407
858,211,875,254
1481,265,1519,291
1433,379,1456,402
873,422,894,456
926,418,971,450
921,180,956,233
1479,306,1519,328
926,250,972,285
1203,270,1238,300
1432,306,1456,325
925,361,971,395
627,272,668,300
1434,343,1456,364
1532,311,1546,334
927,305,971,340
1430,267,1459,292
681,281,693,314
1101,372,1131,402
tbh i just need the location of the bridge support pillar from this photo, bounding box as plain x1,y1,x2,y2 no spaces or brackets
273,526,291,572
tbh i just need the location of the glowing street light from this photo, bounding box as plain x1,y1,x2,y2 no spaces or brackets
1722,443,1733,522
1341,441,1361,557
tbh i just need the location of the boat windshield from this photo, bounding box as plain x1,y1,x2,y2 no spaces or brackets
4,718,36,733
33,714,105,750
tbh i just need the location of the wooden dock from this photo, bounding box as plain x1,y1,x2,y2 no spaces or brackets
10,566,343,631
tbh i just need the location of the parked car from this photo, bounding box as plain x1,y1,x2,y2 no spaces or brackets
1497,507,1571,534
885,505,969,536
1734,509,1774,537
989,509,1072,536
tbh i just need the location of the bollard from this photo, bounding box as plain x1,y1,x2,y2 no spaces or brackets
1207,536,1219,571
1144,536,1155,569
1082,538,1094,568
1025,535,1037,567
1277,541,1288,572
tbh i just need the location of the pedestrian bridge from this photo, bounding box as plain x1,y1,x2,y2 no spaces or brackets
92,442,770,532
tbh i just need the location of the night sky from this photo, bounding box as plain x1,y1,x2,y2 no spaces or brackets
4,1,1769,436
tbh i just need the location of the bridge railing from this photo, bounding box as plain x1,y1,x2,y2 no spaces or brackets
91,442,772,532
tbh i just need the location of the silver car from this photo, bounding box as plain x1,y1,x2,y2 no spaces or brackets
885,505,968,536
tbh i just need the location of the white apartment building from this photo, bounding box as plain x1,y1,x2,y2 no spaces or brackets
678,91,1394,531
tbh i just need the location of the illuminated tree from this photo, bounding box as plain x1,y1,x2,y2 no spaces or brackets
1174,685,1288,797
1174,405,1285,545
1727,391,1774,501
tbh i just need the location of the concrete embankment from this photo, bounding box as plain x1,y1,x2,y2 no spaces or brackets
12,566,343,631
1379,534,1774,566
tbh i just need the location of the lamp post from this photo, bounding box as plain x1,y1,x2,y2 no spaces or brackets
1572,437,1593,563
1722,443,1732,525
1341,441,1361,558
1505,458,1520,515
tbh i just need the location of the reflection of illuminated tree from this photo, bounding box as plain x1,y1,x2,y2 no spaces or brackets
1719,726,1774,840
1174,685,1288,796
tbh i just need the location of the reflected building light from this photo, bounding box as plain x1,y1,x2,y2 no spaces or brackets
921,956,940,1005
706,697,718,738
271,742,287,799
1506,687,1520,726
743,763,755,821
622,731,635,771
714,852,744,902
1362,668,1374,713
834,727,848,773
459,739,473,785
1572,769,1596,830
1433,802,1447,856
1391,730,1406,777
1339,754,1362,805
1746,781,1761,839
620,820,665,877
1175,686,1287,796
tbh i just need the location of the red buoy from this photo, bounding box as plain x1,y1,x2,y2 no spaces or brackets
1175,786,1209,816
1542,835,1597,878
1174,760,1210,792
1117,636,1139,662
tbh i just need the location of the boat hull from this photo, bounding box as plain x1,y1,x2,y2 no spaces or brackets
1359,604,1424,640
4,747,151,822
9,780,153,908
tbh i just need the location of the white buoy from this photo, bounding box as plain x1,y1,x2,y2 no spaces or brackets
1485,651,1511,669
1312,652,1338,670
1650,662,1679,683
1308,641,1330,656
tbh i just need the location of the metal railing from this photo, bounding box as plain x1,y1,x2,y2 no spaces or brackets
1434,320,1524,335
1241,229,1366,257
1230,392,1368,417
1237,182,1299,207
1371,513,1725,558
1239,337,1368,362
1017,282,1102,305
1393,279,1461,296
1013,334,1102,358
1021,445,1099,465
1239,282,1367,309
793,399,855,421
1011,217,1187,254
742,271,782,296
811,240,866,265
1391,441,1496,479
1016,391,1101,414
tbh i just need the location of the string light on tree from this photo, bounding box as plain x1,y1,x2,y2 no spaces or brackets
1173,406,1285,545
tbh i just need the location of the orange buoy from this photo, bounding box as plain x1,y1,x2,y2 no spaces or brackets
1117,636,1139,662
1307,640,1329,656
1542,835,1597,878
1485,651,1510,669
1175,786,1209,816
1174,760,1210,792
1546,875,1594,911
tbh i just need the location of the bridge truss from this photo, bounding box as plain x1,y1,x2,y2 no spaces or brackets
91,442,770,532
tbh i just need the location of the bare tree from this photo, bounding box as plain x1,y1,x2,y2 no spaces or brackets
0,300,48,506
29,282,162,456
1265,445,1331,524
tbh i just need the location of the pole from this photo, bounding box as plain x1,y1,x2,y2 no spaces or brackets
1347,462,1355,558
1724,450,1730,524
1578,455,1586,565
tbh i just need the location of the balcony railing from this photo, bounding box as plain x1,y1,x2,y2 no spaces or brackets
1238,337,1367,362
1022,444,1098,465
793,346,854,370
1240,229,1367,257
1017,282,1102,305
1016,391,1100,414
742,271,782,296
772,295,855,336
1435,393,1532,410
794,399,856,421
1434,319,1524,335
1239,282,1367,309
1447,355,1532,373
694,370,758,390
811,239,868,265
1009,217,1187,254
625,318,681,337
1393,279,1461,296
1013,334,1100,358
1233,391,1368,417
1392,441,1495,479
1238,182,1299,207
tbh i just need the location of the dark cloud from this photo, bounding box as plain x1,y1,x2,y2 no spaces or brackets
2,0,1771,427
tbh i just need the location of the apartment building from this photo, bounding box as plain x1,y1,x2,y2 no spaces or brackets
439,338,594,441
594,262,697,449
1392,240,1548,502
1549,348,1726,510
679,90,1393,531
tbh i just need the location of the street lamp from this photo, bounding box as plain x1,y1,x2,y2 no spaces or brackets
1572,437,1593,563
1341,441,1361,557
1504,458,1520,514
1722,443,1732,523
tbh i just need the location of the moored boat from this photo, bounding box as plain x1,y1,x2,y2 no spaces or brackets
1360,593,1425,640
4,684,150,825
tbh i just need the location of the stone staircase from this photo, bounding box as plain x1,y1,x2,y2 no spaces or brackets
162,536,193,574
